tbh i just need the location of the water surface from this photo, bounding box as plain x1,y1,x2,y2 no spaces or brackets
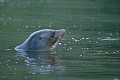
0,0,120,80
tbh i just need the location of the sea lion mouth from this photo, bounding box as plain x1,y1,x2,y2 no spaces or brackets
53,29,66,42
59,29,66,38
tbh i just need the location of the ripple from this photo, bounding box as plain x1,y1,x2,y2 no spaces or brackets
101,37,120,41
5,48,12,51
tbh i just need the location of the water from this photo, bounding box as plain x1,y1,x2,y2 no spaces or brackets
0,0,120,80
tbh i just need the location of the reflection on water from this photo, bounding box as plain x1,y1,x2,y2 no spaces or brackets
101,37,120,41
16,51,64,74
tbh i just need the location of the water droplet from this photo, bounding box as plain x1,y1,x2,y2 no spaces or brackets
113,77,119,80
67,49,69,51
8,60,11,62
6,49,12,51
32,73,35,75
109,33,112,36
96,42,98,43
72,38,79,42
116,32,119,35
113,52,116,53
86,48,89,49
80,55,82,56
38,25,41,28
59,43,61,45
69,47,72,50
8,66,11,68
16,62,18,64
82,38,84,39
116,50,119,52
8,17,11,20
1,57,4,59
64,44,66,45
98,32,101,34
71,62,74,63
0,17,3,21
25,26,28,28
15,68,17,70
49,25,51,27
73,25,76,27
68,42,71,43
97,38,100,40
25,77,28,79
86,38,90,39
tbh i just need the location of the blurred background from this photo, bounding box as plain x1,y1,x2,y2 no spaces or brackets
0,0,120,80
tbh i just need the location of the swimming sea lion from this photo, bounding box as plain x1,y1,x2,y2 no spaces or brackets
15,29,66,52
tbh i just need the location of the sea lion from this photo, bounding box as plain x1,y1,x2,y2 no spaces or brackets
15,29,66,52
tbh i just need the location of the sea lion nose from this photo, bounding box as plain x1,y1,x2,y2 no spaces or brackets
59,29,66,37
59,29,66,33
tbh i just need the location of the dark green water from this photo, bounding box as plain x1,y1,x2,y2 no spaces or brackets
0,0,120,80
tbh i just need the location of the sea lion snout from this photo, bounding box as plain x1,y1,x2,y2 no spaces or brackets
49,29,66,40
59,29,66,37
47,29,66,49
53,29,66,38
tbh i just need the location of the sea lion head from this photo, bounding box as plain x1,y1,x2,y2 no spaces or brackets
15,29,66,51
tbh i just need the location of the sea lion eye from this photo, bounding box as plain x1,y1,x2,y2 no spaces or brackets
51,32,55,38
39,36,43,40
